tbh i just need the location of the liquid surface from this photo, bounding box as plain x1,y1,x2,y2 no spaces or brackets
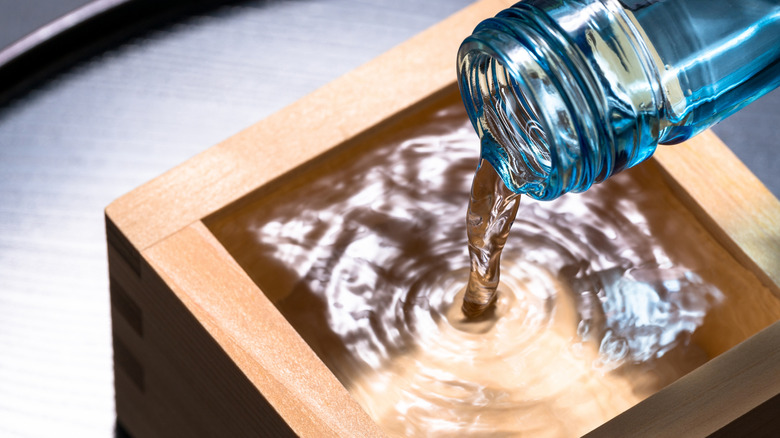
210,100,725,436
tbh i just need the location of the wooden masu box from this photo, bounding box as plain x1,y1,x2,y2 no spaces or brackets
106,0,780,436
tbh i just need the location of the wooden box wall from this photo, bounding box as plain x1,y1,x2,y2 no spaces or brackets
106,1,780,436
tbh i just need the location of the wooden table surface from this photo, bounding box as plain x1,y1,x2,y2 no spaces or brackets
0,1,777,436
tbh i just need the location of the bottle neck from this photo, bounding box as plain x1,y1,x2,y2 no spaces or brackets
457,0,664,200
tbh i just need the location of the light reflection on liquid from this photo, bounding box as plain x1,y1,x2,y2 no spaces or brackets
213,100,724,436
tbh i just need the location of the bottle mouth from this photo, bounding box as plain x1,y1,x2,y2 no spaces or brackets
460,50,554,197
457,6,607,200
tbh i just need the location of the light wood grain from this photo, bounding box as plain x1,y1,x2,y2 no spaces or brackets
655,132,780,298
586,320,780,437
141,221,384,438
105,0,780,435
109,241,298,438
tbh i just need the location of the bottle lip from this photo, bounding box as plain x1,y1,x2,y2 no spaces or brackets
458,38,554,199
457,2,659,201
457,11,599,200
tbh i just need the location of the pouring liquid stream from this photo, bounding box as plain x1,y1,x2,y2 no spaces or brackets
463,160,520,318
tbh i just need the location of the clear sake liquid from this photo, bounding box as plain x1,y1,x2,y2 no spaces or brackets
462,160,520,318
210,100,726,436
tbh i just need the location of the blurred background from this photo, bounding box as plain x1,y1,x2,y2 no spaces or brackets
0,0,777,436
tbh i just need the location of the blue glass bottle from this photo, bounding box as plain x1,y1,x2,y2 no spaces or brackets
457,0,780,200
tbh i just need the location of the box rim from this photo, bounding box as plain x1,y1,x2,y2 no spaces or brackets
106,0,780,434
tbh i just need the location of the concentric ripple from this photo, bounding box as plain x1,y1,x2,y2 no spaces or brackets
213,100,724,436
